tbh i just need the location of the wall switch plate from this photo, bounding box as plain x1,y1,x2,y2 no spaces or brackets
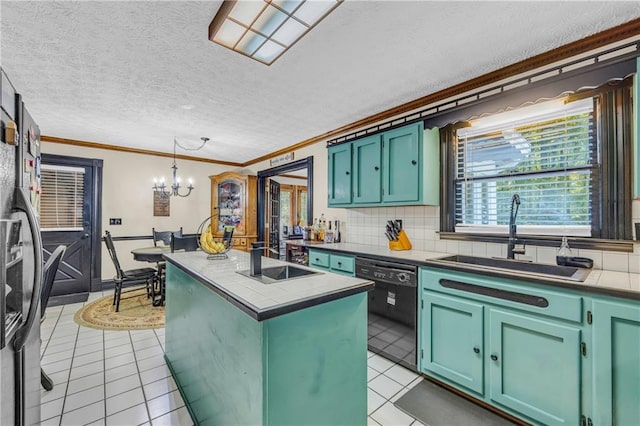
109,218,122,225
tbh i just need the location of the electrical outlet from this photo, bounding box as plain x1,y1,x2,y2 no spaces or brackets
109,218,122,225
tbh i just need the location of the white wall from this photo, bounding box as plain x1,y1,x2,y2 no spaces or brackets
41,142,235,279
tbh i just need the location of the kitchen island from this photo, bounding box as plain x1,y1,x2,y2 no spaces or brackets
162,249,373,426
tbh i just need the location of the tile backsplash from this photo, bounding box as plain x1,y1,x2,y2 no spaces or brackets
345,201,640,273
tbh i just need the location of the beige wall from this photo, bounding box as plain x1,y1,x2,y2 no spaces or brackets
41,142,236,279
246,139,348,227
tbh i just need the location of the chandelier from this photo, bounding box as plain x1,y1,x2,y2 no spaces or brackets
153,136,209,198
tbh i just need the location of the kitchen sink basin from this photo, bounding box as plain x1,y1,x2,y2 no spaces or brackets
431,254,590,282
237,265,321,284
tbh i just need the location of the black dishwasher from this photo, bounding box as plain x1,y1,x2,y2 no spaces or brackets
356,257,417,371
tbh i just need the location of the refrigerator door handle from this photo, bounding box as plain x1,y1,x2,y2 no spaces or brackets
12,187,43,351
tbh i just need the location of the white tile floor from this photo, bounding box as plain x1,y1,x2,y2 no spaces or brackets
40,291,426,426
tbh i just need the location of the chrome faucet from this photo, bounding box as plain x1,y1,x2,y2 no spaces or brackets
249,242,279,276
507,194,526,259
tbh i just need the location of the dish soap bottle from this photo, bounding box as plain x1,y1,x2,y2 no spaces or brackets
556,236,572,266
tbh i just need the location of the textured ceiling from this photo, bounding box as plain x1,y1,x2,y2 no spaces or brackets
2,1,640,163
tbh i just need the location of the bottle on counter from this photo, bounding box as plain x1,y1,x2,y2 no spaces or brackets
324,221,334,243
556,236,572,265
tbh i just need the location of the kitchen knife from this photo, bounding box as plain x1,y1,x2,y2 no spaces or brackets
384,231,394,241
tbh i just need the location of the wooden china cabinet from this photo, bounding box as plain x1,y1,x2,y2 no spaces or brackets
210,171,258,252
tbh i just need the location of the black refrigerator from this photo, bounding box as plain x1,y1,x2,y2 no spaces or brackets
0,68,43,426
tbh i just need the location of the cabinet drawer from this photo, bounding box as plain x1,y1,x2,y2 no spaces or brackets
330,254,355,275
421,267,583,323
309,250,330,268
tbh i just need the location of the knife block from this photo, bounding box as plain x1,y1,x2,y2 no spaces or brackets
389,230,412,250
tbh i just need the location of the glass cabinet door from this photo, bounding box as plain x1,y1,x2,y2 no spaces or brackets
217,179,244,234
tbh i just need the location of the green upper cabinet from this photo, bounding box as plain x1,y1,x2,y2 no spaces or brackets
352,135,382,204
327,122,440,207
383,124,421,202
591,299,640,426
327,143,352,205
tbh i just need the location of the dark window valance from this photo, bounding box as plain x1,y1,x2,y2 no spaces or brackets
424,56,636,129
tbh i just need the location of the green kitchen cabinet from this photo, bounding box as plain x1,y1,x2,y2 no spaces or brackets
488,308,582,426
421,291,484,395
419,267,583,426
591,298,640,426
308,249,355,276
327,143,352,205
327,123,439,207
352,135,382,204
382,123,422,203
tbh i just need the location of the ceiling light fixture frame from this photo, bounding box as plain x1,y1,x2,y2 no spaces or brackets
208,0,343,65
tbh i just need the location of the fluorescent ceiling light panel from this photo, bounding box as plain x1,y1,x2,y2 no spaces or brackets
209,0,342,65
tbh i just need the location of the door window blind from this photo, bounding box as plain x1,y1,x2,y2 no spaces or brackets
40,164,85,231
454,98,595,236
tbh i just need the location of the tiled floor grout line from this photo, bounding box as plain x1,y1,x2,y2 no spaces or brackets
128,330,154,425
57,306,82,425
102,328,107,426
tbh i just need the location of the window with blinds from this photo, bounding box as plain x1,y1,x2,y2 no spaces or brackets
454,98,595,237
40,164,85,231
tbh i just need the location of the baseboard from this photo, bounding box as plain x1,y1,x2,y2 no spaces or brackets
48,293,89,307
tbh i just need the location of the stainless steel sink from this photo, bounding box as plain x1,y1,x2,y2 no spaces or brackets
431,254,590,282
237,265,321,284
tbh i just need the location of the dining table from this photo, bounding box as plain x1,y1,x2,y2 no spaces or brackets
131,245,171,263
131,246,171,306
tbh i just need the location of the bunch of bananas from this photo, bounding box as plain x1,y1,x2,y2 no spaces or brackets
199,225,227,254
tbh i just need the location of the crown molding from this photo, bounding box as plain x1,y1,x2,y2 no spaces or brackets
41,135,243,167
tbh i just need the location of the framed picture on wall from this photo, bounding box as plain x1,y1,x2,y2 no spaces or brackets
153,192,170,216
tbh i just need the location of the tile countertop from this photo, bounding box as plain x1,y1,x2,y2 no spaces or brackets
163,249,373,321
309,243,640,301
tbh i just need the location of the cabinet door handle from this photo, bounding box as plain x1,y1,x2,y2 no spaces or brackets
490,353,499,361
473,346,480,354
337,261,342,266
315,258,319,262
345,171,350,175
374,166,379,171
411,160,417,165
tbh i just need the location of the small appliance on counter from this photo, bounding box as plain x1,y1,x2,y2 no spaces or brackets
385,219,412,250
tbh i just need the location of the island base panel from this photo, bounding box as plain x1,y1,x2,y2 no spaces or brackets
165,263,368,425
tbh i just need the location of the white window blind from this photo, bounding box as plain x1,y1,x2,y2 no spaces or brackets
40,164,85,231
455,98,595,237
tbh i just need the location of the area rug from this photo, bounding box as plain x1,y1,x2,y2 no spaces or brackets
74,288,165,330
395,379,517,426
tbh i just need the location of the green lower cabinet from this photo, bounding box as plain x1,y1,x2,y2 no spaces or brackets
488,309,582,426
308,249,354,276
421,291,484,395
591,299,640,426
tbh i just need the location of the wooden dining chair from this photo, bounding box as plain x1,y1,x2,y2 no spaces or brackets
103,230,158,312
41,245,66,391
153,227,183,246
170,234,199,252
